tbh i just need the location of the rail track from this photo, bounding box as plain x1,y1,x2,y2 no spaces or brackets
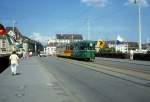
94,58,150,74
93,62,150,75
57,57,150,88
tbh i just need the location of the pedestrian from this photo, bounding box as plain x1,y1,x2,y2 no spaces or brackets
9,51,19,75
22,50,27,59
130,50,134,60
29,51,32,57
37,50,40,56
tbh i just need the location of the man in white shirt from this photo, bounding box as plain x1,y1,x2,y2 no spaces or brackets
9,51,19,75
130,50,134,60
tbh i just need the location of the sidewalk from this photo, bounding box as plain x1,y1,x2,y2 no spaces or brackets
0,57,72,102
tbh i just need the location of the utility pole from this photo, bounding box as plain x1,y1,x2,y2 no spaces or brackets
12,20,16,51
87,19,90,40
146,38,149,49
138,1,142,52
72,34,74,42
35,42,37,55
135,0,142,52
12,20,16,33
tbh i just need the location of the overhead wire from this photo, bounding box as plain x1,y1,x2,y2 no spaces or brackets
61,2,138,38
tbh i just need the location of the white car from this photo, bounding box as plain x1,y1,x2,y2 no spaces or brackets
39,51,47,57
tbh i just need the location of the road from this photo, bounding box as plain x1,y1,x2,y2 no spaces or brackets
38,56,150,102
95,57,150,74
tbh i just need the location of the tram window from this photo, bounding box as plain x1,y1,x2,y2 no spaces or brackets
70,45,73,50
81,46,84,50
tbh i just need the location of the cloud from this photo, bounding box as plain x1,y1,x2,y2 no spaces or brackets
125,0,149,7
29,32,49,45
81,0,110,7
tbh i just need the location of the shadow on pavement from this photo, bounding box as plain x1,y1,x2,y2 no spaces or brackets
0,56,10,73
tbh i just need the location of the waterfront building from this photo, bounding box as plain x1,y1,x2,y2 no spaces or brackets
0,26,43,55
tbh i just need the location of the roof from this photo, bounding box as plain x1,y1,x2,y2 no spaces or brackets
6,27,22,39
56,34,83,40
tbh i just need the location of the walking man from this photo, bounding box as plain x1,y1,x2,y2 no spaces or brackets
9,51,19,75
130,50,134,60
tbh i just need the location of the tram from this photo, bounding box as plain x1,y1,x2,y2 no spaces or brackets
56,40,96,61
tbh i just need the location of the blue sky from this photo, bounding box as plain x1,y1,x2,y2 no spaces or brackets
0,0,150,44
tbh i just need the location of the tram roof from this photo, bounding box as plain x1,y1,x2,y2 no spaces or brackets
71,40,96,44
56,34,83,40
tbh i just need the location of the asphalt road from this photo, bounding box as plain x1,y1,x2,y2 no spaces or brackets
38,56,150,102
95,57,150,74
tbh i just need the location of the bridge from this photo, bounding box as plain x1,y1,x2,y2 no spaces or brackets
0,56,150,102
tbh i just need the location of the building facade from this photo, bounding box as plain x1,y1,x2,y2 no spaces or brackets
0,26,43,55
46,33,83,55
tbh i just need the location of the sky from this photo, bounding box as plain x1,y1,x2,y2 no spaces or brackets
0,0,150,44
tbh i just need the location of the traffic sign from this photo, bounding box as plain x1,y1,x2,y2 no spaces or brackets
96,40,105,48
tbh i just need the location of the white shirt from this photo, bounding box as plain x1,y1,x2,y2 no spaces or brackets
9,54,19,64
130,50,134,55
29,51,32,55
